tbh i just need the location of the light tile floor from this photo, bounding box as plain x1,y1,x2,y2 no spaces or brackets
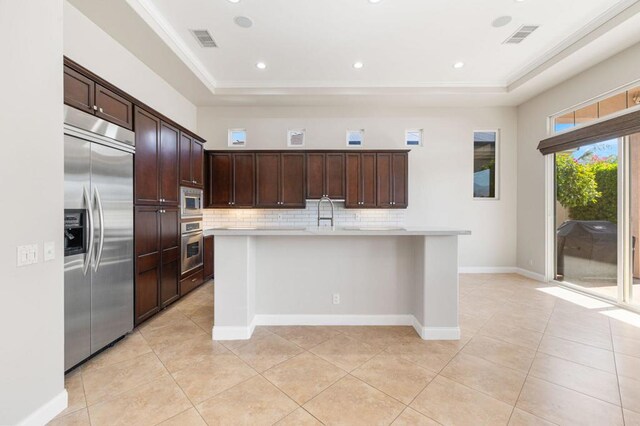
49,274,640,426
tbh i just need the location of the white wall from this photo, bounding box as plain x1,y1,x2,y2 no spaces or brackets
517,42,640,277
63,1,197,130
0,0,66,424
198,106,518,269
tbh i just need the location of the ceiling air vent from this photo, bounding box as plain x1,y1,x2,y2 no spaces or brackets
190,29,218,48
503,25,539,44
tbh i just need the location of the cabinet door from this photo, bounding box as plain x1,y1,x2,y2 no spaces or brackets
159,208,180,307
256,153,280,207
306,153,325,199
392,153,408,208
376,153,393,207
95,84,133,130
281,153,305,207
203,235,214,281
345,154,360,208
179,133,193,187
134,207,160,325
325,153,346,199
192,141,204,188
159,122,180,205
206,153,233,207
64,66,95,114
134,107,160,205
361,153,377,207
233,154,255,207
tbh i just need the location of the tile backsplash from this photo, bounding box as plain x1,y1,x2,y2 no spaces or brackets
203,200,405,228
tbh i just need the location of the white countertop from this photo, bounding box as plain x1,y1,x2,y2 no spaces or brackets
204,226,471,237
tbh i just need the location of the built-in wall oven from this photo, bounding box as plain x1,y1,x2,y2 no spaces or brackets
181,186,203,219
181,220,203,274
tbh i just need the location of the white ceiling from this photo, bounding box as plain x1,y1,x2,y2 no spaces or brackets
69,0,640,106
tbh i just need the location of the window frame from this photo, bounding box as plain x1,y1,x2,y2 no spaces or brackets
472,129,500,201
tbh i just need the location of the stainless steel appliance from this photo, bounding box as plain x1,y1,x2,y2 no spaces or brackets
180,186,203,219
64,106,134,371
181,220,203,274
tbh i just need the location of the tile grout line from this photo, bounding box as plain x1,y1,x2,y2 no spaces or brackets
507,295,556,425
609,316,627,425
147,314,208,426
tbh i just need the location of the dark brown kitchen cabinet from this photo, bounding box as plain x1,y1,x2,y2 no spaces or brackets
206,152,255,207
64,66,94,114
134,206,180,325
64,65,133,129
345,153,377,208
256,153,305,208
306,153,345,199
134,107,179,206
203,235,214,281
179,132,204,188
180,268,204,297
377,152,408,208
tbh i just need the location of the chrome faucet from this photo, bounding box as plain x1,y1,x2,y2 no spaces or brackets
317,196,335,227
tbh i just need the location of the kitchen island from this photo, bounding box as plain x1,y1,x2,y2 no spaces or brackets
205,227,471,341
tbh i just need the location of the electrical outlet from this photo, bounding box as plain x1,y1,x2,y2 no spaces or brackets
278,214,284,221
332,293,340,304
17,244,38,267
529,259,534,266
354,213,361,221
44,241,55,261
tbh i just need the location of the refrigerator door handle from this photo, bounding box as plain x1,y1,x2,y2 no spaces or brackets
93,186,106,272
83,185,95,275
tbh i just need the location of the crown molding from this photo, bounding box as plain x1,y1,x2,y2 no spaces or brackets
126,0,217,94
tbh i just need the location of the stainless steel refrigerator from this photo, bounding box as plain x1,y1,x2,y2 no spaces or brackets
63,106,135,371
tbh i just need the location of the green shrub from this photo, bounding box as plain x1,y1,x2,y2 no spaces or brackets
569,161,617,223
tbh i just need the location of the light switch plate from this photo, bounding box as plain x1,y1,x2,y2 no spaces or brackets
17,244,38,267
44,241,55,261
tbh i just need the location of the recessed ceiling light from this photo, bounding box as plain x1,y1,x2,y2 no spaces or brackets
492,16,512,28
234,16,253,28
453,62,465,69
353,62,364,69
256,62,266,70
228,0,240,3
369,0,382,3
514,0,525,2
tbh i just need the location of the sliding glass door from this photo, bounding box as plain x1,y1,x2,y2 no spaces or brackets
554,134,640,309
627,133,640,306
554,139,620,301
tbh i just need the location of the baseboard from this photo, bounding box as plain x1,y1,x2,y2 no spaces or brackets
214,314,462,341
212,322,256,341
253,314,415,326
516,268,548,282
458,266,518,274
411,316,460,340
17,389,68,426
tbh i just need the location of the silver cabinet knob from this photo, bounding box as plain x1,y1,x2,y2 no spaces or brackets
99,107,104,113
93,105,98,111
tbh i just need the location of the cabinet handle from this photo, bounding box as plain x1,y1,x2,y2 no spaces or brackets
191,278,197,282
99,107,104,113
93,105,98,111
192,180,196,184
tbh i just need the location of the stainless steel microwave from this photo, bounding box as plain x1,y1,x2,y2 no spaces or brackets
180,187,203,219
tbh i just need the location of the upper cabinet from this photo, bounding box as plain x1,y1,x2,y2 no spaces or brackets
376,152,408,208
345,153,377,208
179,132,204,188
64,65,133,130
204,150,407,209
205,152,255,208
134,107,179,206
256,153,305,208
306,153,345,200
